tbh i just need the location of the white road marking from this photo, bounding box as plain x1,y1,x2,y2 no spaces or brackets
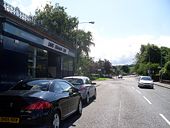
118,100,121,127
143,96,152,104
135,89,142,94
159,113,170,126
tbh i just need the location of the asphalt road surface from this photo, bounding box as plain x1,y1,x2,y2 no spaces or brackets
61,76,170,128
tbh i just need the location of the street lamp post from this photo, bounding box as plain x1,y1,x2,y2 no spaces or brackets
74,21,95,75
160,47,163,82
79,21,95,24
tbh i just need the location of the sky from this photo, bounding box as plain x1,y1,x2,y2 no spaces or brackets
5,0,170,65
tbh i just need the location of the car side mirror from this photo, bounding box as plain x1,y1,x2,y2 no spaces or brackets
68,88,73,94
91,82,96,85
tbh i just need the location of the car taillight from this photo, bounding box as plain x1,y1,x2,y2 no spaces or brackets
24,101,52,110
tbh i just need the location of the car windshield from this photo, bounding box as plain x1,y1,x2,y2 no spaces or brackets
64,78,83,86
11,80,50,91
141,77,152,81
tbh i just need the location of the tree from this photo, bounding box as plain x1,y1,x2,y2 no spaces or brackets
103,59,112,74
75,30,94,60
76,55,95,77
160,47,170,66
160,61,170,80
135,44,161,76
34,3,95,75
35,3,78,39
121,65,130,74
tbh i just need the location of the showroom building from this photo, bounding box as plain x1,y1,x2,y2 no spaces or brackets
0,1,76,84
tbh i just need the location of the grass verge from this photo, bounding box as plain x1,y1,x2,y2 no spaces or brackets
95,78,111,81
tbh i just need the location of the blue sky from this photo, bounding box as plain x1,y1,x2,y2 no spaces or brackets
5,0,170,65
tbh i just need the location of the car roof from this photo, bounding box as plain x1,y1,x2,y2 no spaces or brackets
64,76,89,79
17,78,67,83
139,76,151,78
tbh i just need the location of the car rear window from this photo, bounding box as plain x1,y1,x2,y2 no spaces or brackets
11,80,50,91
64,78,83,86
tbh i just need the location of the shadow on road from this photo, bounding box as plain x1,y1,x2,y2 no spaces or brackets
60,99,96,128
60,114,81,128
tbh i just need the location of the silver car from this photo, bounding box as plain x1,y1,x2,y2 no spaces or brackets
64,76,96,104
138,76,154,89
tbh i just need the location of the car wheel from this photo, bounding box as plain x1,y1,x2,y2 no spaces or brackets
86,93,90,104
51,111,60,128
77,100,82,115
93,90,97,100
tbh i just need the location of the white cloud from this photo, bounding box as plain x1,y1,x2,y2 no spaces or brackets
6,0,50,15
89,30,170,65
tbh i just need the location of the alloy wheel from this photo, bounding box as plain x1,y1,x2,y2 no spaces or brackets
53,113,60,128
78,100,82,115
86,93,90,104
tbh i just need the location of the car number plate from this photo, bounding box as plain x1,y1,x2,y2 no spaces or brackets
0,117,20,123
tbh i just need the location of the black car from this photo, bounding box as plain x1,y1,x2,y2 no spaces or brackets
0,78,82,128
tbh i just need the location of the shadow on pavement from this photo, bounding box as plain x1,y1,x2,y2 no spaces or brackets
82,99,96,108
60,114,81,128
60,99,96,128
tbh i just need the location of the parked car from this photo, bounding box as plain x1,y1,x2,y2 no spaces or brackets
63,76,96,104
138,76,154,89
118,75,123,79
0,78,82,128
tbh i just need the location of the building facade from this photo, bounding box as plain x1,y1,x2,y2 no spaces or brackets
0,1,76,86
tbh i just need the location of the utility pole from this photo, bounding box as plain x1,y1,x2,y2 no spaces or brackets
160,48,163,82
148,48,151,76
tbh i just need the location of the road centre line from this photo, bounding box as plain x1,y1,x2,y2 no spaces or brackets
118,101,121,127
159,113,170,126
135,89,142,94
143,96,152,104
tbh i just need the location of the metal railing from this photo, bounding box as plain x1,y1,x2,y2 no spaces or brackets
3,1,35,23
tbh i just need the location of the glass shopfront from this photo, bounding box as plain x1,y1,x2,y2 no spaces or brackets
1,21,75,85
62,55,74,77
1,35,49,81
1,35,29,82
28,46,48,78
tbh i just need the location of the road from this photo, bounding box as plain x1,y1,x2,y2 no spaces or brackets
61,76,170,128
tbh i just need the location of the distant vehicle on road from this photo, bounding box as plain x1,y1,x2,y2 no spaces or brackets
63,76,96,104
0,78,82,128
138,76,154,89
118,75,123,79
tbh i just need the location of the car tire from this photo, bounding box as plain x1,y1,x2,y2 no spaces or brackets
86,93,90,104
93,90,97,100
138,84,141,88
51,111,60,128
77,100,82,115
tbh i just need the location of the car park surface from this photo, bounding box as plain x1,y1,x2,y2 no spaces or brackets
0,78,82,128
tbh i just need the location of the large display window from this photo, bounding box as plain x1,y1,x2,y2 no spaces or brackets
28,46,48,78
62,56,74,76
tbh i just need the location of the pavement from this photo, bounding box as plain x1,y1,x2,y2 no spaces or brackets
154,82,170,89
